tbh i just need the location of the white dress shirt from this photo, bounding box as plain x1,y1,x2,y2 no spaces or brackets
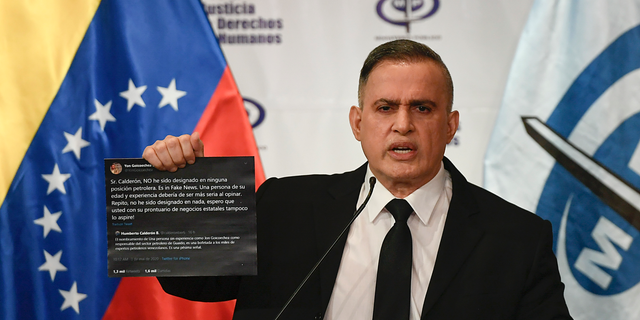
324,162,453,320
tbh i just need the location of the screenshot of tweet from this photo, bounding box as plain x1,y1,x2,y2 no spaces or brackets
105,157,255,277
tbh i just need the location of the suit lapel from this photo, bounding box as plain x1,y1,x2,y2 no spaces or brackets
421,158,484,318
301,159,485,316
312,164,367,311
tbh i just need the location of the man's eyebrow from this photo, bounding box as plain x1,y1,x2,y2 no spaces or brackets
374,98,400,106
373,98,437,107
409,99,437,107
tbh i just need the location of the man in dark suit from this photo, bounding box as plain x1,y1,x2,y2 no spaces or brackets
144,40,572,319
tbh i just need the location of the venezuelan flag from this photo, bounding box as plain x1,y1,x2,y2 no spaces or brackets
0,0,264,319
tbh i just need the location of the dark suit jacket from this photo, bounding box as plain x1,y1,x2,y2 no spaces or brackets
158,158,572,320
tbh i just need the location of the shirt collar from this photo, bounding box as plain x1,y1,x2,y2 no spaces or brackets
364,162,446,226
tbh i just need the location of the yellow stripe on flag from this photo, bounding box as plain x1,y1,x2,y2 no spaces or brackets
0,0,100,205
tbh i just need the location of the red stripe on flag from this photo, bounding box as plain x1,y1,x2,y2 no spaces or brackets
103,278,236,319
103,66,264,319
196,66,266,186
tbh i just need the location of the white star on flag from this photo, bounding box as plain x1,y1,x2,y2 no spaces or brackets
62,127,90,160
38,250,67,281
59,282,87,314
157,78,186,111
33,206,62,237
119,79,147,111
41,164,71,195
88,99,116,131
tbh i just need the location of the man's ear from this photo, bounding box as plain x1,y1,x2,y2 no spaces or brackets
349,106,363,141
446,110,459,143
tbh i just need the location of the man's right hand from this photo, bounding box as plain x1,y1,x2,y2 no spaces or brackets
142,132,205,172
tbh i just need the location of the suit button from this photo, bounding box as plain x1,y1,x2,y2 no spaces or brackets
314,312,323,320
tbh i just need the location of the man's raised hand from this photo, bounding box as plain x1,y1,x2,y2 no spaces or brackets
142,132,205,172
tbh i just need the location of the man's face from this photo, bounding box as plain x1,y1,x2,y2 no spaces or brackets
349,60,459,195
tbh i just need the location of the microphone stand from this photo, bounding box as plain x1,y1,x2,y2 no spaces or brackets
274,177,377,320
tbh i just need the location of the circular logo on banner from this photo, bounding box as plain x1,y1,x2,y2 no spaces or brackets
243,97,265,128
376,0,439,32
534,25,640,296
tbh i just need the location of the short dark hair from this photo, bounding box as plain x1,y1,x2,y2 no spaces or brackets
358,39,454,111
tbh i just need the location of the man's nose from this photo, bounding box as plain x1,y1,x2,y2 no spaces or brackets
392,107,414,134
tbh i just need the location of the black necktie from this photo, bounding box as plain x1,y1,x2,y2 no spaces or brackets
373,199,414,320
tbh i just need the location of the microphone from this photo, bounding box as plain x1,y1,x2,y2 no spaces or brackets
274,177,377,320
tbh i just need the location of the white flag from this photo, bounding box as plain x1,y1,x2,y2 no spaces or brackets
485,1,640,319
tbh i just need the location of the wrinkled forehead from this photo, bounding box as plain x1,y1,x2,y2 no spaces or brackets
363,56,434,83
363,60,449,99
359,58,453,110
